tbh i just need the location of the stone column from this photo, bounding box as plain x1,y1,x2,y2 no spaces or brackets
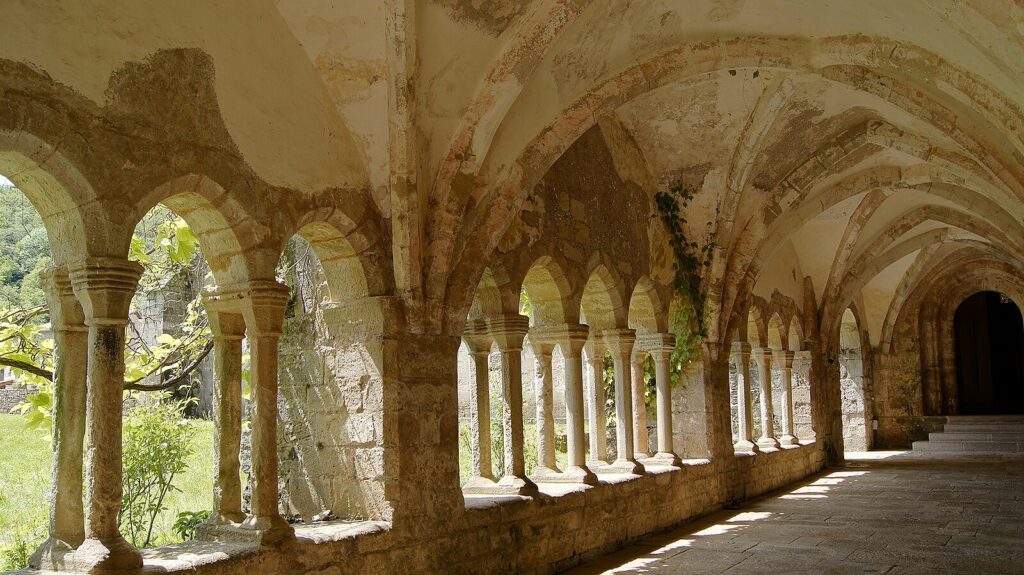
528,336,558,477
584,340,608,467
462,328,497,492
559,325,598,484
68,258,144,571
603,329,644,475
647,334,682,465
775,350,799,445
630,350,650,458
31,268,88,567
237,281,294,542
754,348,780,450
202,292,247,525
732,342,758,453
487,315,538,496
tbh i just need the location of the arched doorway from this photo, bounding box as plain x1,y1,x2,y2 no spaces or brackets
953,291,1024,415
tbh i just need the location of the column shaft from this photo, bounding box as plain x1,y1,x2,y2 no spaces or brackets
755,350,780,449
652,349,679,461
470,350,494,480
611,354,636,462
630,353,649,457
212,333,245,522
563,352,589,473
49,325,88,545
500,348,527,477
244,331,290,535
534,348,557,472
586,355,608,464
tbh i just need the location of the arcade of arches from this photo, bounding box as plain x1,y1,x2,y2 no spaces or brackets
1,2,1023,573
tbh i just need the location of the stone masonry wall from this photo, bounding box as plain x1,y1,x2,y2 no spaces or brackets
155,444,824,575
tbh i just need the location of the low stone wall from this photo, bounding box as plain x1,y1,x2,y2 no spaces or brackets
126,444,824,575
0,386,29,415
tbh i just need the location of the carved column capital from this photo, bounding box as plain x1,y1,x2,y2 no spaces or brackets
485,314,529,352
67,258,143,326
41,266,87,332
637,332,675,360
731,340,752,361
601,328,637,357
774,349,795,369
462,320,493,356
210,281,290,336
529,323,589,358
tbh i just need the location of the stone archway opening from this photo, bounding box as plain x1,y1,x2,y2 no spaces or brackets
953,291,1024,415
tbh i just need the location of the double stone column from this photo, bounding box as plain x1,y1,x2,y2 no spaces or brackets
202,281,293,543
732,342,758,454
529,324,597,485
602,329,644,475
643,334,682,466
774,350,799,445
462,323,497,490
487,314,539,496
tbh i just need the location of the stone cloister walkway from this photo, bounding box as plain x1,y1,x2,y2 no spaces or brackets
567,452,1024,575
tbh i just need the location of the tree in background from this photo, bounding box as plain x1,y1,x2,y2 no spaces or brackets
0,185,50,309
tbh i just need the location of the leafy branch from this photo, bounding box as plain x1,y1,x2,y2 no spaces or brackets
653,184,714,382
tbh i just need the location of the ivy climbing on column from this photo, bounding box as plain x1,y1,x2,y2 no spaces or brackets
653,185,714,384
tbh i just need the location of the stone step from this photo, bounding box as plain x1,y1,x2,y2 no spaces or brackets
937,421,1024,429
930,430,1024,442
944,415,1024,423
911,439,1024,453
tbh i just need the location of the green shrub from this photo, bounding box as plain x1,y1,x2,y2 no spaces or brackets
0,526,43,571
172,510,210,540
120,398,196,548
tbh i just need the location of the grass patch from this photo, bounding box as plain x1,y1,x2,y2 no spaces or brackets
0,413,214,567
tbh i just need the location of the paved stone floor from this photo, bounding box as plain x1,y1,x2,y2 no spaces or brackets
567,451,1024,574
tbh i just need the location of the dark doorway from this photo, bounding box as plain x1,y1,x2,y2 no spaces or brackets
954,291,1024,415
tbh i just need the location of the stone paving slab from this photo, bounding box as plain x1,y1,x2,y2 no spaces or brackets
565,451,1024,574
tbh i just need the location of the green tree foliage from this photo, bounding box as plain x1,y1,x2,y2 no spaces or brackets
0,185,50,309
120,398,196,548
0,198,214,426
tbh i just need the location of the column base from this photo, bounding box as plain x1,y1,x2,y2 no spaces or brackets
206,510,247,526
601,458,645,475
495,474,540,497
29,536,78,570
461,475,500,495
530,465,562,481
733,439,760,454
240,514,295,544
757,436,781,450
67,536,143,574
533,465,599,485
633,450,652,460
649,451,683,467
778,434,800,446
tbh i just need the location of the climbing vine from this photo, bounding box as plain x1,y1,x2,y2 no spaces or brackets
654,184,714,383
